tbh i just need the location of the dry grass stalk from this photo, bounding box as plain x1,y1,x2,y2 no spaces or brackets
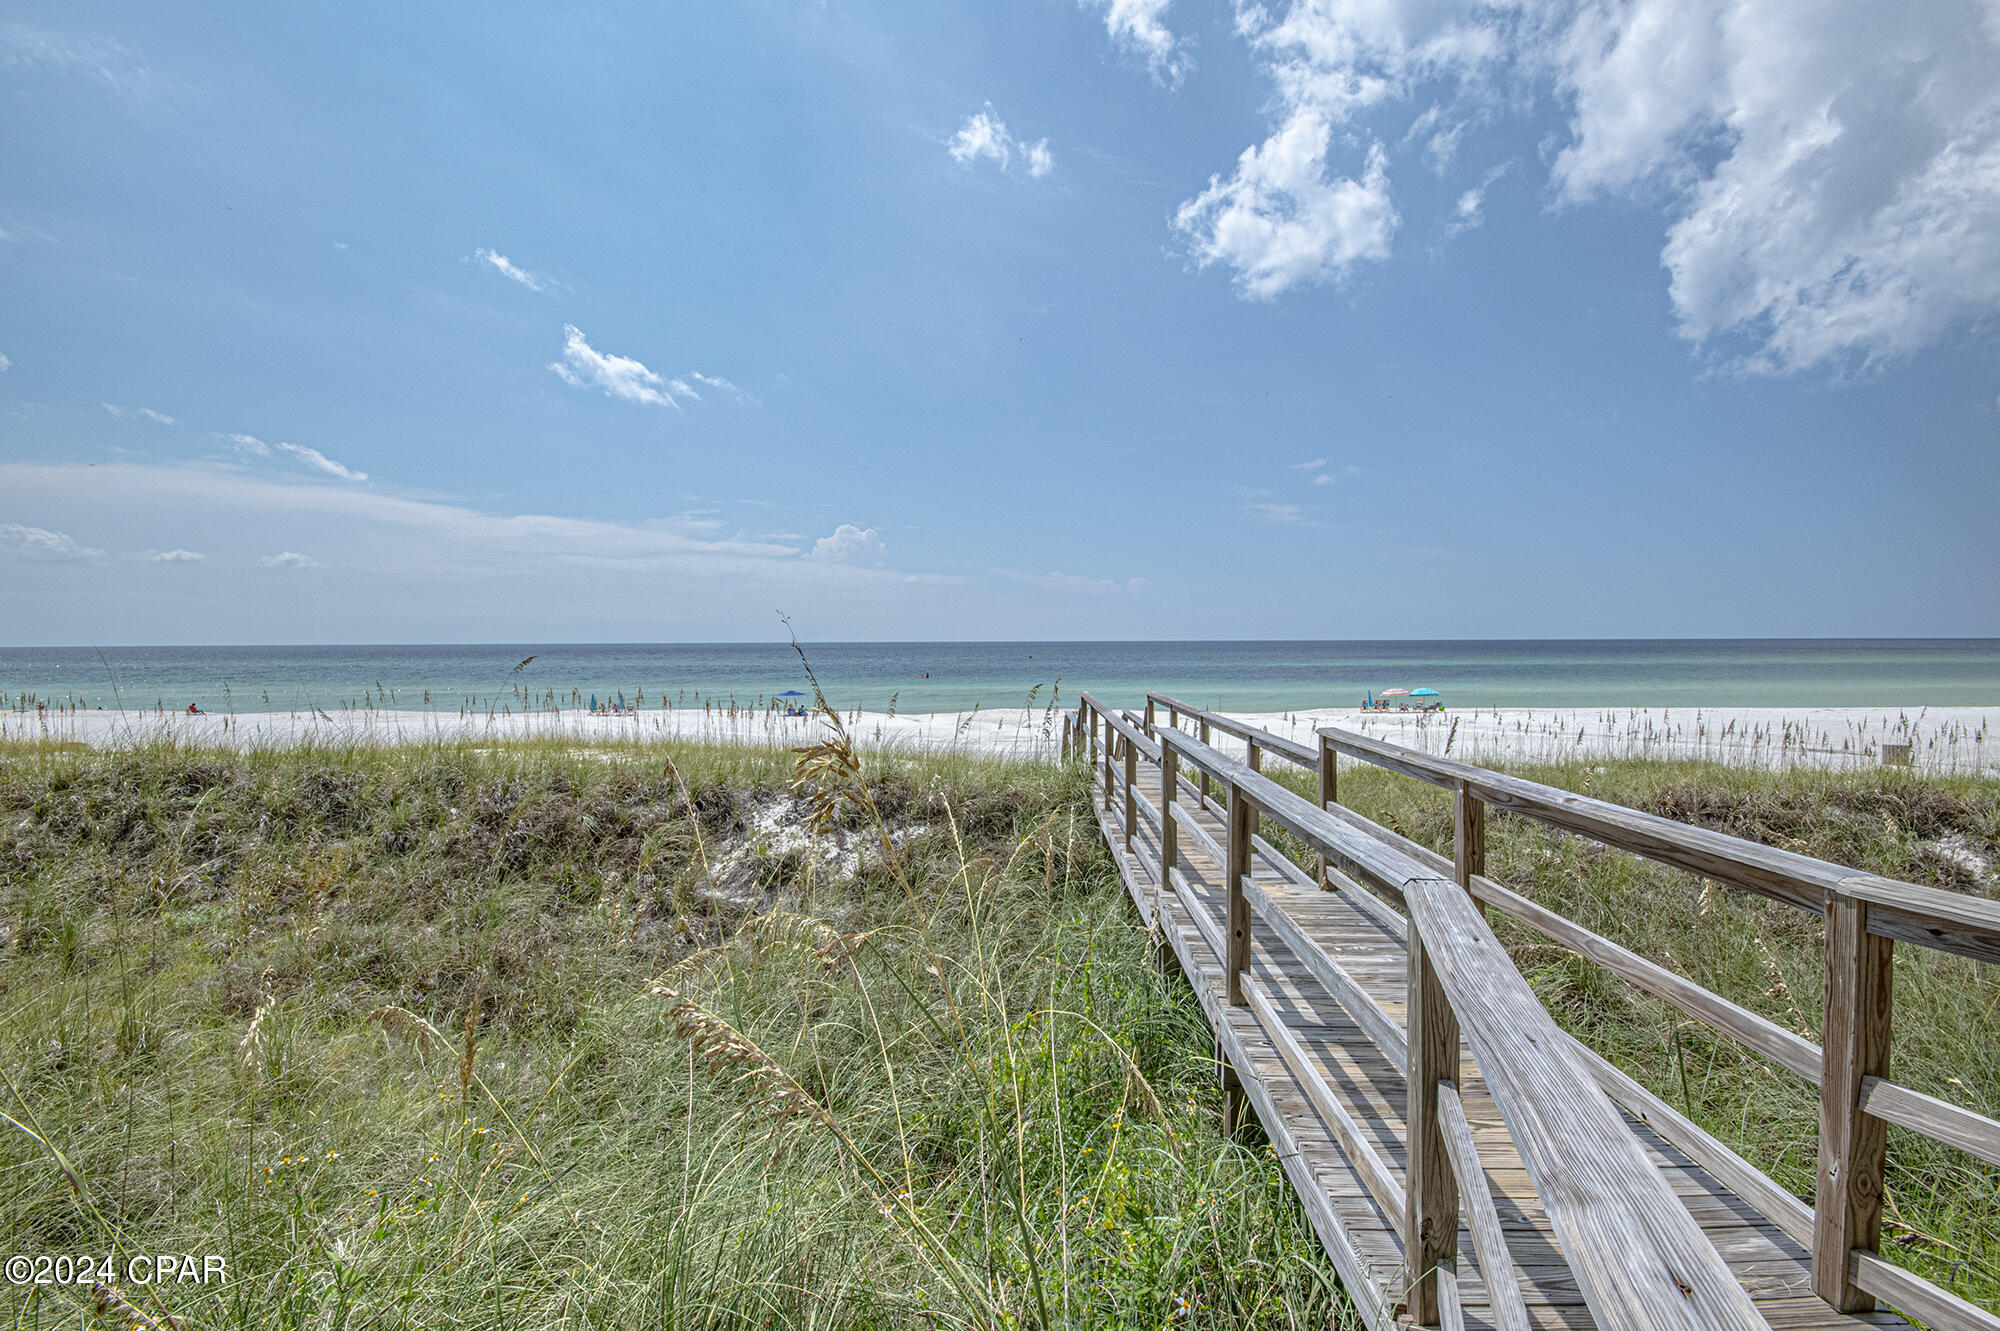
657,990,834,1134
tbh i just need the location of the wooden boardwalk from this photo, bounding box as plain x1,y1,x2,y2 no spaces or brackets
1070,694,2000,1330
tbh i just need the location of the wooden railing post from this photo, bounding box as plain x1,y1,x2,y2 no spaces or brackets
1226,782,1253,1007
1403,907,1460,1325
1318,732,1337,890
1815,894,1892,1312
1247,739,1262,774
1158,740,1178,929
1144,697,1156,739
1453,780,1485,889
1222,778,1254,1136
1102,726,1114,813
1198,718,1212,804
1124,733,1138,852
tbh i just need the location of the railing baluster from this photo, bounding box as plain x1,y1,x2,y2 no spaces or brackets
1815,894,1893,1311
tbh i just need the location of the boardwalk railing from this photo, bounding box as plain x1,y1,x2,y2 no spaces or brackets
1065,692,2000,1331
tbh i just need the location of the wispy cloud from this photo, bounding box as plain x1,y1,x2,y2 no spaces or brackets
1239,486,1321,525
137,548,205,563
104,402,176,424
472,247,556,293
0,23,175,101
219,432,270,456
0,354,10,372
809,523,887,565
1444,162,1512,240
260,551,320,569
1079,0,1188,87
1292,457,1360,487
948,104,1055,179
0,522,104,562
999,568,1149,596
275,442,367,482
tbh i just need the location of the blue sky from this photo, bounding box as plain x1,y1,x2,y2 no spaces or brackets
2,1,1997,645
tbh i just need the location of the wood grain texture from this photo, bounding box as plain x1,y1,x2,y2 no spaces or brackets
1440,1081,1532,1331
1815,898,1893,1312
1405,908,1462,1326
1227,787,1253,1006
1102,723,1933,1331
1320,726,2000,966
1246,876,1409,1074
1407,878,1772,1330
1858,1077,2000,1169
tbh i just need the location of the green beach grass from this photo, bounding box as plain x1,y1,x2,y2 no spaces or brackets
0,734,1343,1331
2,728,1996,1327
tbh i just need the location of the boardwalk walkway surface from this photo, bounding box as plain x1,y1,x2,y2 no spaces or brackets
1071,694,2000,1331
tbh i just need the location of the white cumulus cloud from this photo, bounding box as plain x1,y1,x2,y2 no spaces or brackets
1081,0,1189,86
139,548,205,562
1192,0,2000,370
0,522,104,562
0,354,10,371
810,524,887,565
260,551,319,569
948,104,1055,179
1176,122,1398,299
551,325,701,409
473,247,554,293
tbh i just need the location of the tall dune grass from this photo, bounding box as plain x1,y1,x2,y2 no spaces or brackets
0,731,1347,1330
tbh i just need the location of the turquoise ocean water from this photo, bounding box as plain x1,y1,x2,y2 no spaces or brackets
4,640,1998,718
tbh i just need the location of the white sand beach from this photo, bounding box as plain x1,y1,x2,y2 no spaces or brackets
6,701,1997,774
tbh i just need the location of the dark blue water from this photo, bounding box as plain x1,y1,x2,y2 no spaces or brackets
3,640,1998,717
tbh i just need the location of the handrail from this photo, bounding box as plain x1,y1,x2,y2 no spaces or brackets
1320,726,2000,966
1146,691,1317,767
1153,723,1763,1329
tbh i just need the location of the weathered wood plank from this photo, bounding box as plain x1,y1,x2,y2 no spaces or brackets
1245,877,1409,1075
1247,975,1407,1231
1816,897,1893,1312
1858,1076,2000,1169
1406,878,1771,1329
1439,1081,1532,1331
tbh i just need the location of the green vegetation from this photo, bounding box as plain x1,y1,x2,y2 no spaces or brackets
0,735,1343,1330
1262,755,2000,1312
6,726,1996,1329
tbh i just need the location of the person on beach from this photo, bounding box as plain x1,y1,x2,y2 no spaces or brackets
186,703,205,714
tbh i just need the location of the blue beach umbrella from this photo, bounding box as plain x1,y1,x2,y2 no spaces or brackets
775,690,806,697
1411,688,1440,697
